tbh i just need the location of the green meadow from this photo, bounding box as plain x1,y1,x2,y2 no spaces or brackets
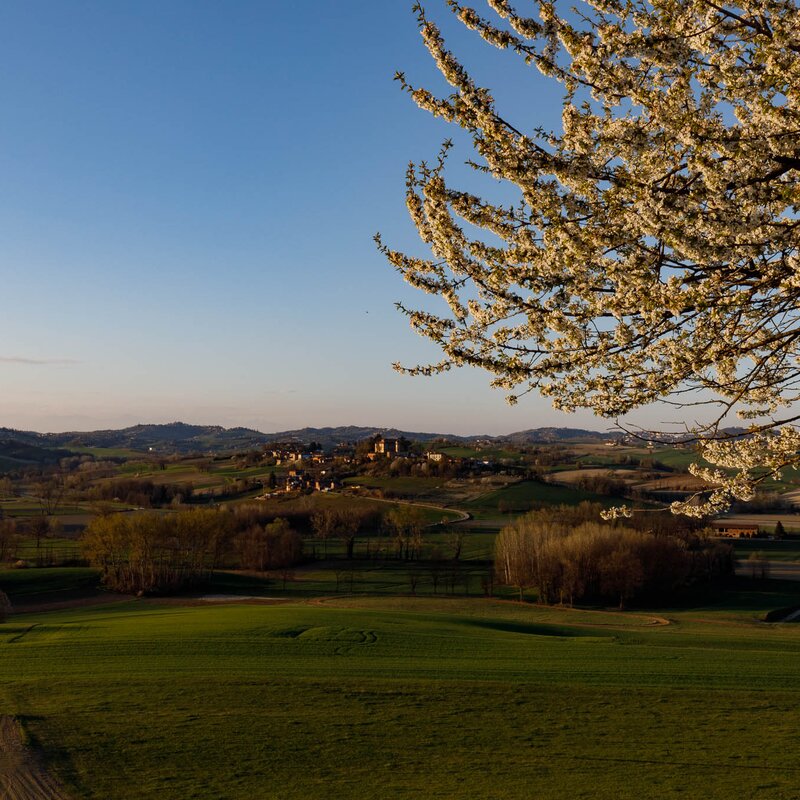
343,475,450,496
462,479,626,517
434,445,523,461
2,590,800,799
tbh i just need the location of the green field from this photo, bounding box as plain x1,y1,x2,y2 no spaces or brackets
650,449,800,492
3,447,800,798
13,536,83,564
463,479,626,517
344,475,448,495
214,559,494,598
66,446,145,459
256,488,463,525
0,567,100,605
0,499,89,517
434,445,523,461
2,587,800,799
302,526,492,564
734,539,800,562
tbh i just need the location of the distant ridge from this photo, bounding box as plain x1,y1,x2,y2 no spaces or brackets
267,425,619,447
502,427,618,444
0,437,74,469
0,422,271,455
0,422,620,455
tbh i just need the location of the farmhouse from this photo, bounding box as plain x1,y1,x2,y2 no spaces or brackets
711,521,760,539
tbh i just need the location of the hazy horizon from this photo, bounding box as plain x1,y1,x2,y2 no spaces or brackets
1,411,622,439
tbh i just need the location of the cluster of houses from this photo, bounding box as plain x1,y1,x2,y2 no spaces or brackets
268,437,464,467
284,468,340,493
254,467,340,499
255,436,507,501
268,448,334,466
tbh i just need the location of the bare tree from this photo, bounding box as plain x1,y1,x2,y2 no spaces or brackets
34,471,68,516
0,520,18,564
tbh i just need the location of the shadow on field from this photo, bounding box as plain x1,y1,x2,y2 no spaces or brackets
461,618,600,638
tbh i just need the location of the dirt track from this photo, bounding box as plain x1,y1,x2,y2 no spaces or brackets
0,716,71,800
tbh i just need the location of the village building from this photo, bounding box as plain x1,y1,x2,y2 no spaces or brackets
374,436,402,455
711,521,760,538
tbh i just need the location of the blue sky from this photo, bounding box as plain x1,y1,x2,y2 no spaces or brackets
0,1,624,435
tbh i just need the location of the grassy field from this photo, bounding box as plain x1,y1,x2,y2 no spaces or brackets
343,475,448,496
649,449,800,492
0,499,88,518
434,445,523,461
253,489,463,526
13,536,83,564
0,567,100,605
65,446,145,459
2,591,800,799
463,479,627,518
82,455,281,497
302,525,493,564
214,560,496,598
4,444,800,797
734,538,800,562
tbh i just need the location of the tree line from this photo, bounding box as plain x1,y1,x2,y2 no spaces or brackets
83,478,192,508
495,504,734,608
82,508,303,594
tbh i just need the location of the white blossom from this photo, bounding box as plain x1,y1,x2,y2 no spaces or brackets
378,0,800,513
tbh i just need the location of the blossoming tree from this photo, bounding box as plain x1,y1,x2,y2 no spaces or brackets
378,0,800,514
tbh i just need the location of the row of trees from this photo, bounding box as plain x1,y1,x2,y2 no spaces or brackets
236,517,302,572
82,508,303,594
309,505,446,561
83,478,192,508
574,474,628,498
82,509,228,594
0,517,73,566
0,520,17,563
496,507,734,607
311,507,382,559
80,498,459,594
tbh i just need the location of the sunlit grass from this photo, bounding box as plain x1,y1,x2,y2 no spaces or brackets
2,594,800,799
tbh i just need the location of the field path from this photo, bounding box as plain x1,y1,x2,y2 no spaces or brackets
0,716,72,800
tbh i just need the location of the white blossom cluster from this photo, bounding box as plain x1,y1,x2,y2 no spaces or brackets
378,0,800,513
